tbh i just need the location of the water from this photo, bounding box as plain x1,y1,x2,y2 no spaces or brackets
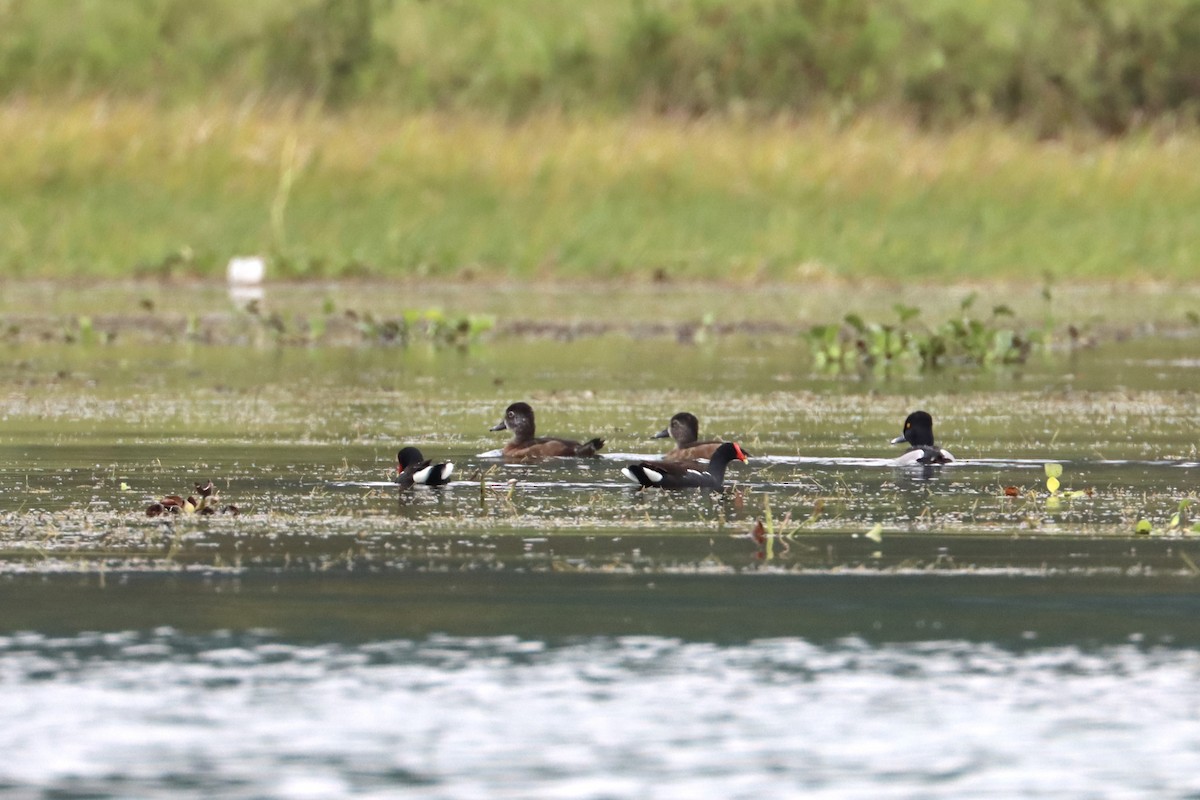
3,632,1200,799
4,555,1200,798
3,571,1200,799
0,284,1198,797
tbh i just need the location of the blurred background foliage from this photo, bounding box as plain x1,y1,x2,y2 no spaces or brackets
3,0,1199,281
3,0,1200,135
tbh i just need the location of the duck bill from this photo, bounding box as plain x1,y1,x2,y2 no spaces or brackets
890,435,907,445
489,420,508,432
651,428,670,439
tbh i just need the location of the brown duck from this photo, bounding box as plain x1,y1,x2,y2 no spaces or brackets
653,411,723,461
489,402,605,460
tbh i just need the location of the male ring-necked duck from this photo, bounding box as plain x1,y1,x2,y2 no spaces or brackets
890,411,955,465
653,411,723,461
489,402,605,460
622,441,749,490
395,447,455,487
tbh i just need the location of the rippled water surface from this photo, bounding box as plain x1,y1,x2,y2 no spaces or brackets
1,283,1198,797
4,624,1200,799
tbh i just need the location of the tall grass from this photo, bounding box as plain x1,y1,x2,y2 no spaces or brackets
2,99,1197,280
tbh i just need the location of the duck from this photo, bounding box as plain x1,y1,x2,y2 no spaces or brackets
395,446,455,487
622,441,749,490
489,402,605,460
890,411,955,465
653,411,723,461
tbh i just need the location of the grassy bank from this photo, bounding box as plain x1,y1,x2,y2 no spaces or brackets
2,99,1199,280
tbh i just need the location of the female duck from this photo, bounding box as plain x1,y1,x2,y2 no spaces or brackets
890,411,955,465
653,412,723,461
622,441,749,490
490,402,605,460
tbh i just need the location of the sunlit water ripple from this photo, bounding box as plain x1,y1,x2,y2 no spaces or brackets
1,632,1199,799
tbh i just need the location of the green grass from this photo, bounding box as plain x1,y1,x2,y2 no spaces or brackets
5,0,1200,133
3,100,1200,280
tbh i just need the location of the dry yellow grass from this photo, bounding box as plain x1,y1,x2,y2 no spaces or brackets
2,98,1198,279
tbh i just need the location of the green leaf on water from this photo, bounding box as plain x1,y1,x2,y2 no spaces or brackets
1044,463,1063,478
1046,476,1060,493
1135,519,1153,535
864,523,883,543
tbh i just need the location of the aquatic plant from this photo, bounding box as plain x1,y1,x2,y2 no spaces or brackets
1135,498,1200,536
1043,463,1092,511
1044,463,1062,495
344,307,494,347
239,301,494,348
748,495,797,562
804,296,1041,372
61,316,114,345
762,494,794,535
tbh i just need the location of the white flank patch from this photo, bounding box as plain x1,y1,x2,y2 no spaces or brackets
412,465,434,484
441,462,455,479
939,449,956,462
623,466,664,485
891,449,927,466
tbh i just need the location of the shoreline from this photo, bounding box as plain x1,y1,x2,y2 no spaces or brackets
1,277,1197,347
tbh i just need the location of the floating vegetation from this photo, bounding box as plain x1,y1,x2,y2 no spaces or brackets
1136,498,1200,536
53,315,116,346
245,301,495,348
146,481,240,517
348,308,494,348
1043,462,1092,512
805,295,1044,372
1043,463,1092,505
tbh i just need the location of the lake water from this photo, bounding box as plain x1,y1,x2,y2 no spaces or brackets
0,282,1198,798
